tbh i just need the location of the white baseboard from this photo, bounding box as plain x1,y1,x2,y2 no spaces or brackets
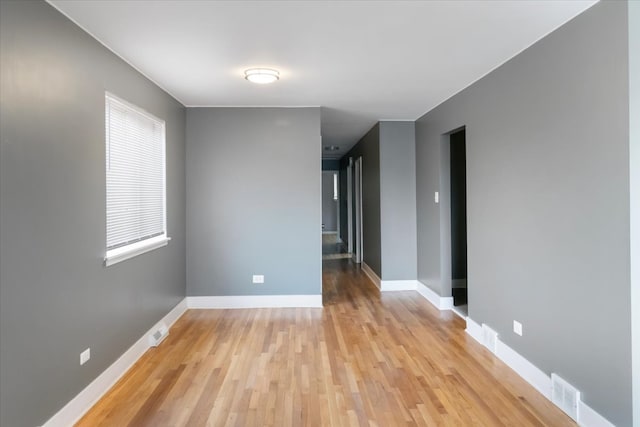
380,280,418,291
42,298,188,427
495,339,551,400
464,317,615,427
187,294,322,309
361,262,381,289
416,281,454,310
451,306,466,319
322,231,338,235
578,401,616,427
465,316,483,342
376,278,454,312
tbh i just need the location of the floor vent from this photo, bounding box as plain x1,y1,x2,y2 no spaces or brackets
148,323,169,347
551,373,580,421
481,324,498,354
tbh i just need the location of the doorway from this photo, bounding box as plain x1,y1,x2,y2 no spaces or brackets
449,129,467,311
322,170,347,260
322,171,339,234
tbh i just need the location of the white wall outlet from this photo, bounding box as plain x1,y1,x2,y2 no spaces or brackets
80,348,90,365
252,274,264,284
434,191,439,203
481,324,498,354
513,320,523,336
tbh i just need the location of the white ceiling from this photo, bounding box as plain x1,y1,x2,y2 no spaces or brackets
49,0,597,159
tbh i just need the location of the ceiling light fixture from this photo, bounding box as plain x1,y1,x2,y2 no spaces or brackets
324,145,340,151
244,68,280,84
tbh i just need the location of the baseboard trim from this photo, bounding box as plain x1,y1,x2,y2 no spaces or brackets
42,298,188,427
187,294,323,309
450,306,466,319
495,339,551,400
465,316,483,342
578,401,616,427
464,317,614,427
361,262,381,289
416,281,454,310
378,279,454,311
380,280,418,291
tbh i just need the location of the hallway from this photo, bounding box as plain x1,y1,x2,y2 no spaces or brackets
76,259,574,426
322,233,351,260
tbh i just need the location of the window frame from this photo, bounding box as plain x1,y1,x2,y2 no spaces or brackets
103,92,170,266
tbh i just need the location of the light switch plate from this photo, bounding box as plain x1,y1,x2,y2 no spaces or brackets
513,320,523,336
434,192,439,203
80,348,90,365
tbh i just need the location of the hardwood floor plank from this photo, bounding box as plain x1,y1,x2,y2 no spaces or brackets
76,259,575,426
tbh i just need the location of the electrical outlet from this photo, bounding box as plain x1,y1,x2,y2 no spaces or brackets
80,348,91,365
513,320,523,336
252,275,264,284
434,191,439,203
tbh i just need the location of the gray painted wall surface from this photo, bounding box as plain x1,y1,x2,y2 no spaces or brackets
322,171,338,232
379,122,417,281
416,2,630,424
343,124,382,277
630,1,639,424
186,108,321,296
0,2,186,426
322,159,340,171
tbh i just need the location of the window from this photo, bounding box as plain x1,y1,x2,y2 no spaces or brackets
104,93,169,266
333,173,338,200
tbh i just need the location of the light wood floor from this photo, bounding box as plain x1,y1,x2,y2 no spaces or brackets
77,259,575,426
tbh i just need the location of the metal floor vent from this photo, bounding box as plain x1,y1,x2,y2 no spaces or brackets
551,373,580,421
481,324,498,354
148,323,169,347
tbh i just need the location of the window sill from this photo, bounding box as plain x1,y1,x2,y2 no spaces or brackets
104,235,171,267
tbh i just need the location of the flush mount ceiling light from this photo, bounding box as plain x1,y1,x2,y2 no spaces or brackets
324,145,340,151
244,68,280,84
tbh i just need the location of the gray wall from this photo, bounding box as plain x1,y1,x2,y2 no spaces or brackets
322,159,340,171
338,122,417,281
322,171,338,232
630,1,640,424
379,122,417,281
342,124,382,277
415,2,631,424
186,108,321,296
0,2,186,426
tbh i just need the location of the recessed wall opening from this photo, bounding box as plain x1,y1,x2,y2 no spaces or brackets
450,128,467,313
440,126,468,317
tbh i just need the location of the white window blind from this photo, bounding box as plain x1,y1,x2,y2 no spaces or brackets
105,94,166,254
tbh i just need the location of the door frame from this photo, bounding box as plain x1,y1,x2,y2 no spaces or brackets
335,170,340,239
347,160,353,253
440,126,467,303
354,156,363,264
322,170,339,234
